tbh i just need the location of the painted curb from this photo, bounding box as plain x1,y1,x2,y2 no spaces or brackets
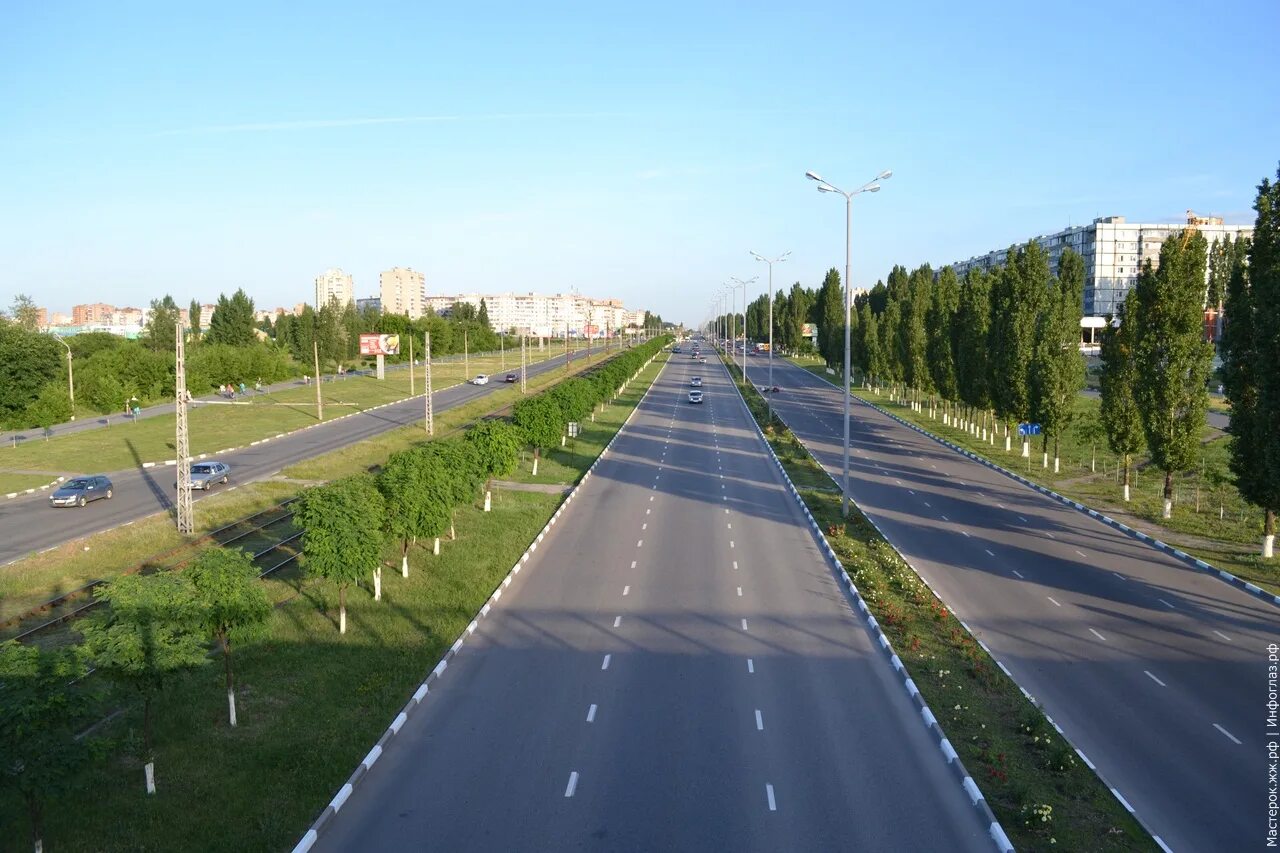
4,475,65,500
290,349,669,853
853,392,1280,611
718,359,1013,853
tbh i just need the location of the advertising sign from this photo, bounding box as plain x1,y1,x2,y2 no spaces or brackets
359,334,401,356
800,322,817,340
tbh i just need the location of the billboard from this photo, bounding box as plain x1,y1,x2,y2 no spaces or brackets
360,334,401,356
800,323,817,340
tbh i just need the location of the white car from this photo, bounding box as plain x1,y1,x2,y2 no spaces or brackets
688,390,704,404
471,374,490,386
690,377,703,387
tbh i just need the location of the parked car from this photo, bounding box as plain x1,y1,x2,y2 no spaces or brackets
472,374,490,385
504,373,517,383
688,390,704,404
184,461,230,490
49,476,113,508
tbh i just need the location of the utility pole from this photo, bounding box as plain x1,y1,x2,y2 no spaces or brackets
409,335,415,396
52,333,75,420
500,332,505,370
464,329,469,380
564,319,570,372
175,321,194,534
313,340,323,421
520,334,528,393
424,331,434,435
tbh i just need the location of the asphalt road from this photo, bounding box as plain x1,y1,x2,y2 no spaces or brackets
1080,388,1230,431
310,350,992,852
0,351,585,567
748,355,1278,852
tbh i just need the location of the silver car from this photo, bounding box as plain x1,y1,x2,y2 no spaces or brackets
186,461,230,490
50,475,113,508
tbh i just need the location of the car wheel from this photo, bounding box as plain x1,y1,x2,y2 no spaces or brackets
78,496,87,507
221,476,228,484
106,489,113,499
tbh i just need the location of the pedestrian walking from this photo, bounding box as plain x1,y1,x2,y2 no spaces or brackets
239,382,246,396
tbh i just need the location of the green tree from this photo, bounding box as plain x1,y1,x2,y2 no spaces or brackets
1206,237,1231,310
315,298,345,370
0,641,93,853
1099,304,1145,501
877,298,903,391
1074,409,1106,473
81,572,208,794
926,266,959,411
477,299,491,329
186,547,272,727
860,302,885,387
902,264,934,404
423,439,483,540
1131,231,1214,518
1224,167,1279,557
205,288,257,347
189,298,203,340
9,294,41,331
294,475,386,633
956,268,992,437
466,420,523,481
143,295,181,352
513,395,564,476
988,246,1046,453
23,381,73,436
1029,248,1086,471
814,268,844,369
378,448,450,577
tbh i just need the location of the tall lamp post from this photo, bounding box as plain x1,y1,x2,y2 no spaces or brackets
51,332,74,420
805,168,892,517
750,250,790,420
729,276,757,380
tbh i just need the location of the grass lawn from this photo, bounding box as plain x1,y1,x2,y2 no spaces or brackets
0,346,588,475
0,472,61,495
788,357,1280,595
0,351,668,852
729,361,1153,851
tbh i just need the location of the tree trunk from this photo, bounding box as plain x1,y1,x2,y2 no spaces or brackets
222,633,237,727
402,540,409,578
339,586,347,634
1123,454,1131,502
484,490,492,512
1264,509,1276,559
450,513,456,540
26,792,42,853
143,694,156,794
433,537,440,555
1053,435,1060,474
532,448,539,476
1162,469,1174,519
1091,442,1096,473
373,565,382,601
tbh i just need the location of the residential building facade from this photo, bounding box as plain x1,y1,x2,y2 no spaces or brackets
422,292,648,338
315,268,355,308
379,267,426,318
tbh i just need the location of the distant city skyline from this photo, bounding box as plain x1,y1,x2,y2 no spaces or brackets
2,2,1275,326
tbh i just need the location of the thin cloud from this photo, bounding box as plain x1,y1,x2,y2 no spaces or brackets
157,111,635,136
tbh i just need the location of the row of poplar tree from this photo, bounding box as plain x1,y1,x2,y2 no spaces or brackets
0,334,669,850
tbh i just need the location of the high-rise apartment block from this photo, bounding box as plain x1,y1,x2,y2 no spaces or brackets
379,267,426,318
72,303,115,325
947,211,1254,317
314,268,355,308
422,292,647,338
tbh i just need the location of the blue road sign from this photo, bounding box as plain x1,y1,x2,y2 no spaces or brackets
1018,423,1042,436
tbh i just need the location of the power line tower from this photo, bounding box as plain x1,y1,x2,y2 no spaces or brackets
174,320,194,534
520,334,527,393
424,330,434,435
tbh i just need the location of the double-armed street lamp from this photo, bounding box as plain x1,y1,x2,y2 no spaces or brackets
749,250,790,422
728,276,757,380
805,168,892,517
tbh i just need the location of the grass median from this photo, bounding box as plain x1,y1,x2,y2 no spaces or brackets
0,351,668,852
0,472,61,495
788,355,1278,595
728,358,1153,852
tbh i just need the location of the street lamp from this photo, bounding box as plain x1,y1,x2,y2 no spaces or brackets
806,167,892,517
51,332,74,420
750,250,790,422
729,276,757,380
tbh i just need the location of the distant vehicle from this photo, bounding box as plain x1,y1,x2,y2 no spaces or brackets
690,377,702,387
688,390,704,404
673,346,682,353
49,476,113,508
697,356,707,363
504,373,517,382
471,374,490,385
185,461,230,490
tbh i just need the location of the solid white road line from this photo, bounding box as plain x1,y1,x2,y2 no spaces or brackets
1047,596,1062,607
766,784,777,811
587,704,598,722
565,772,579,797
1075,549,1087,558
1046,532,1055,539
613,616,622,627
1088,628,1107,642
1112,572,1126,581
1214,723,1242,744
985,549,995,557
960,530,970,537
1158,598,1175,609
1213,630,1233,642
1144,671,1166,687
601,654,611,670
747,658,754,673
1012,569,1025,579
755,709,764,731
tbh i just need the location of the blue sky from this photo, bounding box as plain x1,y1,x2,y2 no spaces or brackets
3,1,1275,324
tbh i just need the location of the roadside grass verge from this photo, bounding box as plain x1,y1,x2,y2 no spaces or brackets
0,351,667,852
0,349,642,628
0,472,62,495
730,360,1154,852
788,356,1279,595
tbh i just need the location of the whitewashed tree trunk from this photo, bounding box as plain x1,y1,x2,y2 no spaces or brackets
145,762,156,794
373,566,382,601
401,553,409,578
532,455,539,476
1263,534,1275,559
484,490,492,512
1005,434,1012,452
228,690,238,728
339,605,347,635
1124,483,1131,502
1162,498,1172,519
433,537,440,555
1053,456,1060,474
35,839,43,853
1042,451,1048,468
561,435,566,447
1021,439,1030,458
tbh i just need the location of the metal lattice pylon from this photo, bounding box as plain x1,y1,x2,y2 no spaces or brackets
424,331,434,435
174,321,194,534
520,334,527,393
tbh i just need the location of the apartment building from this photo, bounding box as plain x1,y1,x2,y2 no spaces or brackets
72,303,115,325
379,267,427,319
423,292,646,338
315,268,355,308
947,210,1254,317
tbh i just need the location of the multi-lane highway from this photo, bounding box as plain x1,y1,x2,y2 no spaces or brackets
309,349,993,851
0,351,581,566
747,355,1277,852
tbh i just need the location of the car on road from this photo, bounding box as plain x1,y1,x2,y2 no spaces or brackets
690,377,702,387
186,461,230,490
697,356,707,363
471,374,489,385
504,373,517,383
760,385,782,393
688,390,704,404
49,476,113,508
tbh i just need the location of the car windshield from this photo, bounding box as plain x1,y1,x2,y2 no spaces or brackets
192,465,214,474
66,478,92,489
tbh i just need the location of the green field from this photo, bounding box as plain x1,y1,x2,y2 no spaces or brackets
0,473,61,495
0,351,668,852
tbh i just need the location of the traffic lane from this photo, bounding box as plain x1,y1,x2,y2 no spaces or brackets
753,360,1266,851
0,353,578,565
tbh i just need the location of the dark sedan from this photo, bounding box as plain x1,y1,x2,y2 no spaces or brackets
49,476,114,508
